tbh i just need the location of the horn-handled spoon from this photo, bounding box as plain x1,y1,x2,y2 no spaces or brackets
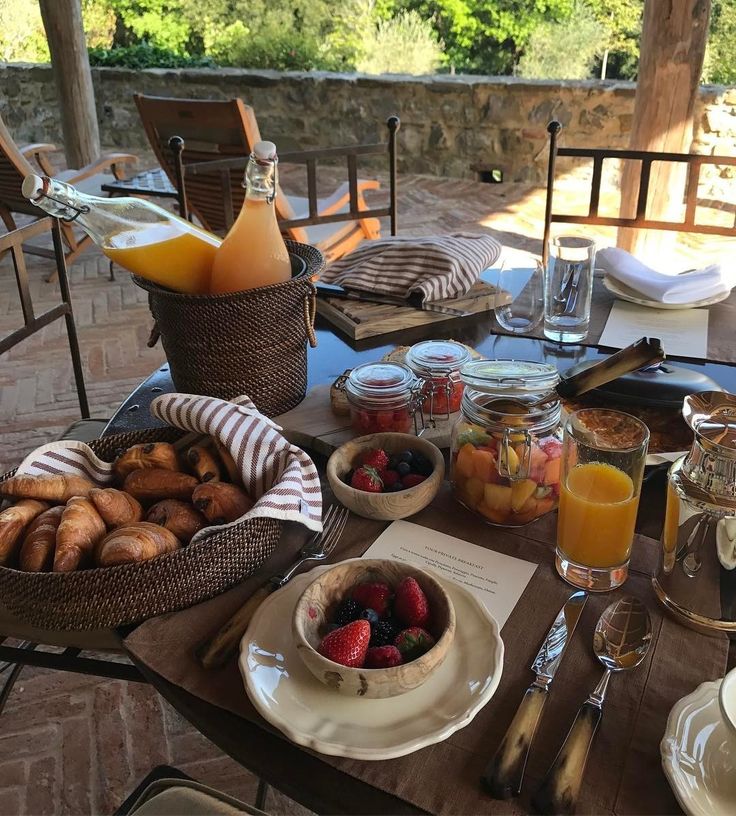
532,596,652,815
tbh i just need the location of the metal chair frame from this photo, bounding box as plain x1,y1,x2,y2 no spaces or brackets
169,115,400,238
542,120,736,266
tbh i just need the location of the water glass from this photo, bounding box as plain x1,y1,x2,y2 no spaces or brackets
494,260,544,334
544,236,596,343
556,409,649,592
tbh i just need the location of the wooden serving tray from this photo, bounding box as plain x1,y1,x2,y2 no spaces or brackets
316,281,508,340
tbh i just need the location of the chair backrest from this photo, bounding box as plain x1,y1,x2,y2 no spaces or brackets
0,113,40,217
1,217,89,418
542,120,736,265
134,94,269,233
169,116,400,239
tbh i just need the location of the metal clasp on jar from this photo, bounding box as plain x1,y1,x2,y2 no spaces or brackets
497,427,533,480
411,382,427,435
421,377,454,429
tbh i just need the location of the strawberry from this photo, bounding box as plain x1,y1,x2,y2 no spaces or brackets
318,620,371,667
394,576,430,627
402,473,427,489
365,645,403,669
382,469,400,489
539,437,563,460
358,448,389,472
394,627,435,661
350,465,383,493
352,581,393,616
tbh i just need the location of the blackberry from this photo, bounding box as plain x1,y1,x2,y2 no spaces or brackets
397,461,411,477
412,452,433,476
361,608,380,625
370,619,399,648
334,598,363,626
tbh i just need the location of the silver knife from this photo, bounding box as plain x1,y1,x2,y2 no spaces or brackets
315,282,470,317
482,590,588,799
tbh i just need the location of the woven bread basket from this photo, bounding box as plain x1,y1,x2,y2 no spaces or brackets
135,240,324,416
0,428,283,630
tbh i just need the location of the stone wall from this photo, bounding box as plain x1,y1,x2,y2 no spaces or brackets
1,63,734,186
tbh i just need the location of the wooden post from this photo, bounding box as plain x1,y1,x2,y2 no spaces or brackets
618,0,710,263
39,0,100,168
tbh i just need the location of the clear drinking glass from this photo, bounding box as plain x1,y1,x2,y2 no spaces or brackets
495,260,544,334
556,409,649,592
544,236,596,343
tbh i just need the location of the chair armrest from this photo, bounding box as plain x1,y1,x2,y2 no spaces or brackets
317,179,381,217
20,143,59,176
68,153,138,183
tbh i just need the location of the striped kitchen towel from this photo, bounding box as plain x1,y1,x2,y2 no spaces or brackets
321,232,502,301
12,393,323,539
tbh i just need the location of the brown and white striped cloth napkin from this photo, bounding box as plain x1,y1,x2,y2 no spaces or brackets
13,393,323,540
320,232,502,301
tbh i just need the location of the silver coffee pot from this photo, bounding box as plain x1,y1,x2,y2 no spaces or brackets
653,391,736,634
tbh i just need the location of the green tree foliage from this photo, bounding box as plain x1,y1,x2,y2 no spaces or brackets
356,10,444,75
703,0,736,84
587,0,642,79
517,1,609,79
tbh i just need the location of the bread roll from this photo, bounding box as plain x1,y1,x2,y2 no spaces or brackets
113,442,180,481
146,500,206,544
19,505,64,572
186,444,222,483
89,487,143,529
192,482,253,524
213,439,240,484
0,473,94,502
123,469,198,503
0,499,50,566
96,522,180,566
54,497,107,572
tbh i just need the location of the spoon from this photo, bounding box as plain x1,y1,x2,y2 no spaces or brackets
532,596,652,815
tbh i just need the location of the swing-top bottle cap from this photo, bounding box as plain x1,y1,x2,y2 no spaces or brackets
22,173,49,202
253,141,277,162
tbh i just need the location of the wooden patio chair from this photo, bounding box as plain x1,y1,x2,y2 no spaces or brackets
0,112,137,269
542,120,736,265
133,94,387,261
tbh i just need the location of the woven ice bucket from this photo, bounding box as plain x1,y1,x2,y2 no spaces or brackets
135,240,324,416
0,428,284,630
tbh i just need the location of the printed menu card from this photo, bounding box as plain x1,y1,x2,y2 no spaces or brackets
363,520,537,627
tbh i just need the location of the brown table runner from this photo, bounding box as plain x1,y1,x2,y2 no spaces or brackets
495,276,736,365
124,485,728,815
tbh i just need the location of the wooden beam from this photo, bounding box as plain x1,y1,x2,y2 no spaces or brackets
39,0,100,168
618,0,711,263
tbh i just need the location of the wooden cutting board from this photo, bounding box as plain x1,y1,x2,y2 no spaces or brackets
316,280,508,340
274,384,457,457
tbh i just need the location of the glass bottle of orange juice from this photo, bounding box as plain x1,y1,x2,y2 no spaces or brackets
209,141,291,294
22,174,220,294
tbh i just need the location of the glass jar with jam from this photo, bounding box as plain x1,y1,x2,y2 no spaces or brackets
405,340,471,424
451,360,563,526
343,361,422,435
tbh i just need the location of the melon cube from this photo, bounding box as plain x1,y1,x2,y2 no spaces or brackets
483,483,512,512
472,448,499,483
543,456,561,486
511,479,537,512
454,443,476,480
477,501,510,525
464,477,485,507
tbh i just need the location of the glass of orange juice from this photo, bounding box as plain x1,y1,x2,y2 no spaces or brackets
556,408,649,591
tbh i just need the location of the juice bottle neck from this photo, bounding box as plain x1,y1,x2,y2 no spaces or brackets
243,142,279,206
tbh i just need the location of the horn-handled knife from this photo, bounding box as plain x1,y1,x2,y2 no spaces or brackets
482,590,588,799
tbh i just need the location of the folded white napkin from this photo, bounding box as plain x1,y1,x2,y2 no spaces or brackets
597,247,736,305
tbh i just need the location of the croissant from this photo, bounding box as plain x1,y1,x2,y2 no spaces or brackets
89,488,143,529
0,499,50,566
0,473,94,502
213,439,240,484
54,497,107,572
96,522,180,567
186,444,222,483
19,505,64,572
123,469,198,503
192,482,253,524
146,500,206,544
113,442,180,481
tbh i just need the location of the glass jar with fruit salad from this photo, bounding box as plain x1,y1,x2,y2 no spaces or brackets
451,360,563,526
343,361,423,435
405,340,471,424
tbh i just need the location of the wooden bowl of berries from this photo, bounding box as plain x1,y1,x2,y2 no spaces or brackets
292,558,455,698
326,433,444,521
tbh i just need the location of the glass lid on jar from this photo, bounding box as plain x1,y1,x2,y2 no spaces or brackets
460,359,560,397
346,361,416,400
405,340,471,377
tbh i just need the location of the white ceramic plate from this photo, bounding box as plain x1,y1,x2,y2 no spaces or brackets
661,679,736,816
239,565,504,760
603,274,730,310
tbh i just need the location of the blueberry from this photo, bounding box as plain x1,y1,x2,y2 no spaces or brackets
398,450,414,465
397,461,411,477
390,482,404,492
412,452,433,476
361,608,380,625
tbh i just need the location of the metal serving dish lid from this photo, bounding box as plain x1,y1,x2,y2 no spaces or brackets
459,359,560,398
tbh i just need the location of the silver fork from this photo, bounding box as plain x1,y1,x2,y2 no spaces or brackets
198,505,350,669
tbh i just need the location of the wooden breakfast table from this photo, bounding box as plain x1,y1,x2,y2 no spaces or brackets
108,313,735,815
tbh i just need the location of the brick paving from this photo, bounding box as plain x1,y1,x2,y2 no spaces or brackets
1,165,734,814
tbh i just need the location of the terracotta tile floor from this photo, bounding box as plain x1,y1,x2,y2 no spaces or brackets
1,162,734,814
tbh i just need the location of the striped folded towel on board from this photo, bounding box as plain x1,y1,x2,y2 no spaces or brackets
13,393,323,539
321,232,502,302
